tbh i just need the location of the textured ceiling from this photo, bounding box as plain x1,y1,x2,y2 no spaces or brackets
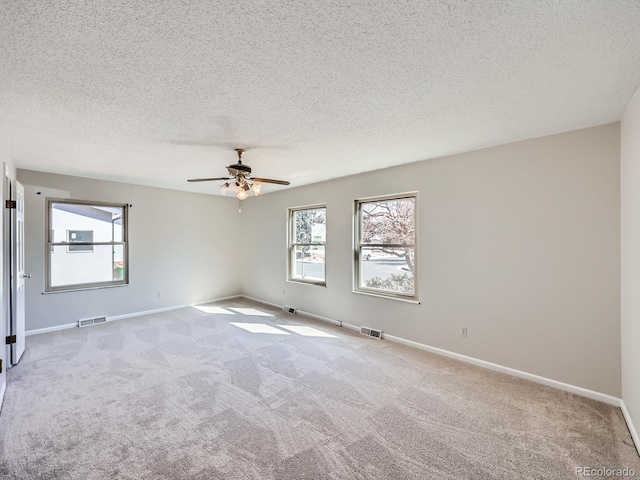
1,1,640,195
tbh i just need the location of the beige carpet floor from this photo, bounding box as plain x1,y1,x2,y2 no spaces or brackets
0,298,638,479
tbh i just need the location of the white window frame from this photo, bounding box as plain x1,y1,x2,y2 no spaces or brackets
45,198,129,293
288,204,327,286
354,192,418,302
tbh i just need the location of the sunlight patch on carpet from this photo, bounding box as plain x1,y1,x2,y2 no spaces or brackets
278,325,338,338
194,306,234,314
230,308,274,317
230,323,289,334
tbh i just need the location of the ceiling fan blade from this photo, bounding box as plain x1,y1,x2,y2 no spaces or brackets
187,177,232,183
250,177,290,185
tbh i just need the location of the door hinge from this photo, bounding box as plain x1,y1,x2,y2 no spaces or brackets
5,200,16,209
5,335,16,345
0,359,2,374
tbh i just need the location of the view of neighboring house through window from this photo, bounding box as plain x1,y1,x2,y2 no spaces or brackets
355,194,417,299
46,200,128,292
289,205,326,285
67,230,94,252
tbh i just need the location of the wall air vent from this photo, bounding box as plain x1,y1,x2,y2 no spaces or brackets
282,306,296,314
360,326,382,339
78,316,107,327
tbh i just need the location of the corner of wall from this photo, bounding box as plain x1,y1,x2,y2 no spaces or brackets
621,84,640,456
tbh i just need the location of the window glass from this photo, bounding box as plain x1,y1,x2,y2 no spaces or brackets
355,196,416,298
289,206,326,285
46,200,128,292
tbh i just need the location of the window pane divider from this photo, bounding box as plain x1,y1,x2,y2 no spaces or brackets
50,242,125,246
359,243,415,248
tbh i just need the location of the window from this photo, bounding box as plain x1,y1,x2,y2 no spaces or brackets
46,199,128,292
67,230,94,252
288,205,326,285
355,193,417,300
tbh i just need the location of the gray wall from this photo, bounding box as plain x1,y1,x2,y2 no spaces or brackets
240,124,622,397
622,88,640,435
19,170,241,331
16,123,624,399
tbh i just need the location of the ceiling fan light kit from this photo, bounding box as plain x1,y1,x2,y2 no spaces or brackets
250,183,262,195
188,148,290,200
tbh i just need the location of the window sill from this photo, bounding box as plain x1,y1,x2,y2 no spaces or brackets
287,279,327,288
352,289,420,304
43,283,129,294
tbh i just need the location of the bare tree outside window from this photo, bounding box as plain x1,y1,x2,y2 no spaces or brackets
356,195,416,297
289,206,326,285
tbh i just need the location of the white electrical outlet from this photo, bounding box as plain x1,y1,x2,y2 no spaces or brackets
460,327,468,337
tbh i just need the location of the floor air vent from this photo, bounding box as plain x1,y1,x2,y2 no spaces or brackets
78,316,107,328
282,306,296,314
360,326,382,339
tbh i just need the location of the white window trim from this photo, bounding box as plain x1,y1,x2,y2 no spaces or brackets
45,198,129,293
287,204,327,287
353,192,418,301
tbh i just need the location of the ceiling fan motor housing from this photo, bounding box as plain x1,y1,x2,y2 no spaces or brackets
227,163,252,176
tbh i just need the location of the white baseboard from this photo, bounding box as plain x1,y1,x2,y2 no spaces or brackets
383,333,621,407
107,305,188,322
241,295,622,407
621,400,640,456
241,295,283,310
296,309,360,333
25,294,242,336
241,295,360,333
107,295,241,322
25,322,77,336
241,295,361,333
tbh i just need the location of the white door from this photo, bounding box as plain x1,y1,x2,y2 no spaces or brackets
11,181,25,364
0,170,7,407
